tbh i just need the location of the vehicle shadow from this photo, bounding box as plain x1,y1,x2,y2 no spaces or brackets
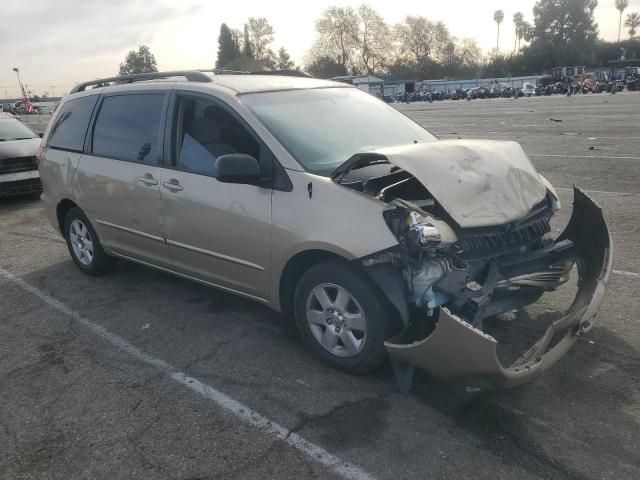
11,255,640,480
0,194,41,213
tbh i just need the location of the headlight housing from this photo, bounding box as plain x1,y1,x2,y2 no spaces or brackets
539,174,561,211
407,212,457,249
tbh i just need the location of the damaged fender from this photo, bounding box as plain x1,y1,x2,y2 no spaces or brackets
384,188,613,390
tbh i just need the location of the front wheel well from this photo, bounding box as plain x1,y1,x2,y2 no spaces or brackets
278,250,405,334
279,250,348,318
56,199,79,234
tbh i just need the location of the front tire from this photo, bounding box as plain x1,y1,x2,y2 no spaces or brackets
294,260,395,374
64,207,115,275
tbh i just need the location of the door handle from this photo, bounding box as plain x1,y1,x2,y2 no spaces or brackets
162,180,183,192
137,174,158,186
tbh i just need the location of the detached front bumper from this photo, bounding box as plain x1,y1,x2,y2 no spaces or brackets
385,188,613,390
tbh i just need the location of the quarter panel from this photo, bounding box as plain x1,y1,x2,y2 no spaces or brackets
39,147,83,232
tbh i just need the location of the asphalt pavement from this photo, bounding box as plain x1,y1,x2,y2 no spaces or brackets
1,92,639,480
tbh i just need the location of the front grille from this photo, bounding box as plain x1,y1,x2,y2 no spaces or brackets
457,203,552,257
0,178,42,197
0,156,37,174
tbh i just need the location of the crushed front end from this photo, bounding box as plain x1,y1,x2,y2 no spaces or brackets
363,187,612,390
334,141,613,390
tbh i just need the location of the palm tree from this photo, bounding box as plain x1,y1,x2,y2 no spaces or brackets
494,10,504,52
513,12,524,54
626,12,640,39
616,0,629,42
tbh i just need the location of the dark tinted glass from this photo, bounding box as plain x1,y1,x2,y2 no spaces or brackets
92,94,164,164
47,95,98,151
174,96,260,176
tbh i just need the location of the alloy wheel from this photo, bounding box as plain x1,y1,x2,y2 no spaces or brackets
69,219,94,266
305,283,367,357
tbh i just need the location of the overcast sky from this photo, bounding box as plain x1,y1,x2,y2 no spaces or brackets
1,0,638,98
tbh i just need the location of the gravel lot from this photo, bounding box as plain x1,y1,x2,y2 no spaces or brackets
2,92,639,480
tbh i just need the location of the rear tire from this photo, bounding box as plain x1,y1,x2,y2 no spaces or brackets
294,260,395,374
64,207,115,275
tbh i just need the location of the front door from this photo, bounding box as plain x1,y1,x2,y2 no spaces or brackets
160,93,272,300
78,91,170,267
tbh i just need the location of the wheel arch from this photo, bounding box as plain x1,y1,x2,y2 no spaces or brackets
278,249,348,318
56,198,79,234
277,248,407,334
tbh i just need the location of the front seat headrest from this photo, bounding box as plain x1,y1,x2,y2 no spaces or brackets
186,118,220,145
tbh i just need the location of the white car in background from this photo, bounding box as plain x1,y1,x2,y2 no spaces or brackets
522,83,536,97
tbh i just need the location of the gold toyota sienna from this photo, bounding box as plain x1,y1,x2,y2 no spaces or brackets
38,70,612,391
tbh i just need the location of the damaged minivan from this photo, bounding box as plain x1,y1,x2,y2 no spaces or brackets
39,71,612,391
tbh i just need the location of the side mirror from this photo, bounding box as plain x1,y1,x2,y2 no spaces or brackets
215,154,261,184
38,132,43,138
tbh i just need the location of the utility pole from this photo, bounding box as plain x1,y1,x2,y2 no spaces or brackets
50,85,56,97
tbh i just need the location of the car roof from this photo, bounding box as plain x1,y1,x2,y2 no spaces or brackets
208,74,346,94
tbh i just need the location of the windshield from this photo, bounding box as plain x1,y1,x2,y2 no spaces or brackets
241,87,436,174
0,118,37,141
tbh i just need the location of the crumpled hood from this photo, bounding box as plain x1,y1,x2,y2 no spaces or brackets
373,140,547,228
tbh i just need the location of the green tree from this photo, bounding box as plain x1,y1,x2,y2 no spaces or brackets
276,47,295,69
118,45,158,75
313,7,359,71
395,16,451,77
246,17,275,62
305,56,347,78
616,0,629,42
242,24,253,59
626,12,640,39
216,23,241,69
493,10,504,52
513,12,524,53
355,4,390,74
526,0,598,69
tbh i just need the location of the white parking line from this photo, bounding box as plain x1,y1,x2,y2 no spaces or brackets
528,153,640,160
0,267,377,480
555,187,640,196
613,270,640,279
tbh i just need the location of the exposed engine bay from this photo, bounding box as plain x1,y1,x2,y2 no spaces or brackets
333,140,612,390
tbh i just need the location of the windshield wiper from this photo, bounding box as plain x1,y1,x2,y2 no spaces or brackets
331,153,390,183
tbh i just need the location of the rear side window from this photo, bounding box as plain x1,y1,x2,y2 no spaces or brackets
47,95,98,151
92,94,164,164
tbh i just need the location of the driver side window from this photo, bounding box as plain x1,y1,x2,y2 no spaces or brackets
173,96,261,176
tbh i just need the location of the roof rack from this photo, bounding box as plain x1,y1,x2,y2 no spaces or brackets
69,70,212,94
68,68,315,95
248,69,312,78
205,68,312,78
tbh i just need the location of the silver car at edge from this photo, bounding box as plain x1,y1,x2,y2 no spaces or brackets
38,70,612,391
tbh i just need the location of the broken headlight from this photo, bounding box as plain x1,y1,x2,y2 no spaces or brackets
407,212,457,249
410,223,442,247
539,174,561,211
